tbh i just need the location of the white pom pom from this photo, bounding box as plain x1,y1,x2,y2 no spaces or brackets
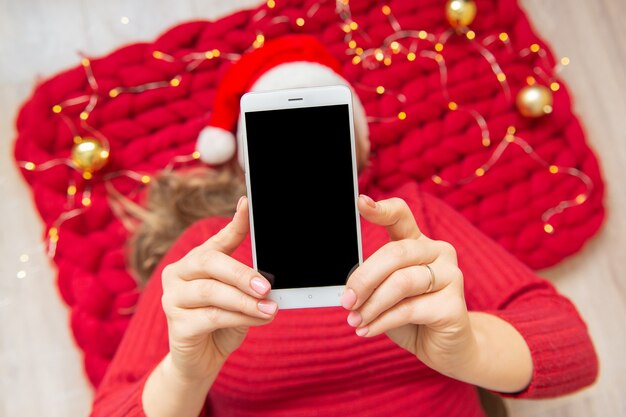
196,126,236,165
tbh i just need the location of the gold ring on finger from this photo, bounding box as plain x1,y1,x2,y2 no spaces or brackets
424,264,435,294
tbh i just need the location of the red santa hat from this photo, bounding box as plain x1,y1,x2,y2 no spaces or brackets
196,35,369,166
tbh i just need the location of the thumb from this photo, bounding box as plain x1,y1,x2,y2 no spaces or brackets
204,195,250,255
357,194,422,241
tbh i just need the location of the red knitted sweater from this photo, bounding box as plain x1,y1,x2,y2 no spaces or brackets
90,183,597,417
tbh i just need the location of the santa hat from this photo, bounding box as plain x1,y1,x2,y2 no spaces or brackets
197,35,369,166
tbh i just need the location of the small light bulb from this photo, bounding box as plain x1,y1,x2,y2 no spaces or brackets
550,82,560,91
530,43,540,53
407,52,416,61
120,16,130,25
549,165,559,174
267,0,275,8
19,254,29,263
397,111,407,120
450,0,462,11
192,151,201,159
348,40,357,49
418,30,427,40
475,167,485,177
560,57,570,66
349,21,358,30
498,32,509,42
24,162,36,171
448,101,458,111
141,175,151,184
48,227,59,242
435,43,444,52
432,175,443,184
496,73,506,82
544,224,554,234
381,5,391,15
376,86,385,94
466,30,475,40
52,105,62,113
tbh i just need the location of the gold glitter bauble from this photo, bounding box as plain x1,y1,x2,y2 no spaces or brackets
445,0,477,29
516,85,554,118
71,137,109,173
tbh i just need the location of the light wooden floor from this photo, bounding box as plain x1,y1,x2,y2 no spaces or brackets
1,1,624,416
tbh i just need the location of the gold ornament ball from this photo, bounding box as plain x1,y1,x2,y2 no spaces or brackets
71,137,109,172
516,85,554,118
445,0,477,29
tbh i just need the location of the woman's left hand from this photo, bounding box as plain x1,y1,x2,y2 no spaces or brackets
341,194,476,377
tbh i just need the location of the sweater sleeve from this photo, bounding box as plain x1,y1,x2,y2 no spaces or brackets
415,187,598,398
90,218,225,417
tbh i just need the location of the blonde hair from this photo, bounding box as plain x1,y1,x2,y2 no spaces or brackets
127,166,245,283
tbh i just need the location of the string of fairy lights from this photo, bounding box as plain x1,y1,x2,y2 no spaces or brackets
336,0,591,235
14,0,593,277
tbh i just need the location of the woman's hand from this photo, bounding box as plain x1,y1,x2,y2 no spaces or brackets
341,195,476,377
160,196,278,383
143,196,277,417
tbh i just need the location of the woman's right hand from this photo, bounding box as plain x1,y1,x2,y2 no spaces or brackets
160,196,278,382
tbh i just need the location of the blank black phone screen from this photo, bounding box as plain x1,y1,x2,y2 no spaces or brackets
244,104,360,289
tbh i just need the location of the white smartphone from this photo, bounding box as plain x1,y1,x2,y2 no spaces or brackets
240,85,363,309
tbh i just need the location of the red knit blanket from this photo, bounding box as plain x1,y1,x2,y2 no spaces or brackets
13,0,604,386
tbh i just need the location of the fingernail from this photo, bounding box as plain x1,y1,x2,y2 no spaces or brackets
251,277,270,295
258,300,278,315
360,194,376,208
347,311,362,327
340,288,357,309
236,196,245,211
355,326,369,337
